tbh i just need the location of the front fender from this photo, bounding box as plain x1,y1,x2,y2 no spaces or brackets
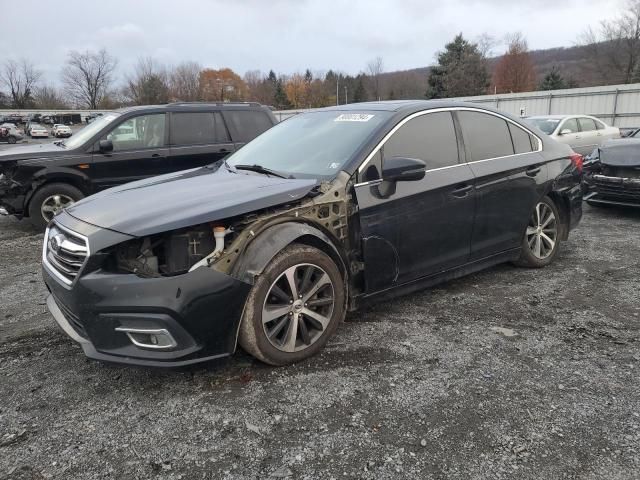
24,167,92,211
231,221,347,285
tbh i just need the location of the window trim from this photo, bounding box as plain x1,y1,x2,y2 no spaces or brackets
357,107,542,174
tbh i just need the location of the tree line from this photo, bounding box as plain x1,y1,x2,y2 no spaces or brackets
1,0,638,110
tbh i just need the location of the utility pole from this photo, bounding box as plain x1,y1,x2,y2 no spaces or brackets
336,78,339,106
344,85,348,104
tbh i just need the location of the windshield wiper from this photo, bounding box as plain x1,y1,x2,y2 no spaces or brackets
234,164,292,179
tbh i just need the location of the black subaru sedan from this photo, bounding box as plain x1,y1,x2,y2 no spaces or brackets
42,101,583,367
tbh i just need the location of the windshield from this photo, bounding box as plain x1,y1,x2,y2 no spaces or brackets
64,113,120,148
227,111,391,179
525,118,561,135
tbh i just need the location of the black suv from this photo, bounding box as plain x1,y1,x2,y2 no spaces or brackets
0,102,277,228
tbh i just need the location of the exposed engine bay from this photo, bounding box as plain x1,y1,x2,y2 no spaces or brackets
109,172,354,280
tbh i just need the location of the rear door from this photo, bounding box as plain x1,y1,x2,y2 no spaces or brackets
91,113,170,190
577,117,600,154
456,110,547,260
168,111,235,171
222,109,275,149
355,110,476,292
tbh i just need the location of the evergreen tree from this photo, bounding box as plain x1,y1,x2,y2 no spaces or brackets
538,66,567,91
274,77,291,109
352,75,368,103
426,34,489,99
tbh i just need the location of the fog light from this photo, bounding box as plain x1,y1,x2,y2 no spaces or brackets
114,327,177,350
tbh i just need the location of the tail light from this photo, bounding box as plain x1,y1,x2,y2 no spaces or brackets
570,153,583,173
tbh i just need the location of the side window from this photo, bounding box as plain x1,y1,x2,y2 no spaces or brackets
223,110,273,142
508,123,535,154
383,112,459,170
170,112,220,145
578,117,597,132
595,120,606,130
106,114,165,151
457,111,514,161
561,118,579,133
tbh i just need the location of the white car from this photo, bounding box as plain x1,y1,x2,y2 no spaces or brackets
29,124,49,138
525,115,620,156
51,124,72,138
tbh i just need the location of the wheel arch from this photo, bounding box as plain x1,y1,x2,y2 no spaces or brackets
23,168,92,216
231,221,349,287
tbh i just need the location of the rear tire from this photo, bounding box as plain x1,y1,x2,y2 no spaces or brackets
238,244,346,366
514,196,561,268
28,183,84,230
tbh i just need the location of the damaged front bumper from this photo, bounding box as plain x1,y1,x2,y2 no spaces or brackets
584,174,640,207
42,212,252,367
0,175,27,216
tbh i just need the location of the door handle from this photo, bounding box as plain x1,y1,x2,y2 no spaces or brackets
151,153,162,158
218,148,228,153
526,166,542,177
451,184,472,197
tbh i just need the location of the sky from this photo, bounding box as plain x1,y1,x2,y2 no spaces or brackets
0,0,626,84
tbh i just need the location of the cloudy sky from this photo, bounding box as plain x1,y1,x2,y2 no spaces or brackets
1,0,625,83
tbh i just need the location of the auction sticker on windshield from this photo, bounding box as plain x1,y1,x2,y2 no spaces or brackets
334,114,375,122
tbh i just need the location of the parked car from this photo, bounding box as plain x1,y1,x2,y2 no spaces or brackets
51,124,72,138
583,135,640,208
525,115,620,156
0,125,24,144
0,102,277,228
28,124,49,138
24,121,39,136
40,100,583,367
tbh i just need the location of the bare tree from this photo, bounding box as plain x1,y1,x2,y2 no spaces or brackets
580,0,640,84
62,49,117,109
34,84,68,109
169,61,201,101
1,59,41,108
125,57,170,105
366,56,384,101
476,33,498,58
492,32,536,93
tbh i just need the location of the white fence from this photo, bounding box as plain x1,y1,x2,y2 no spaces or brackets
274,83,640,128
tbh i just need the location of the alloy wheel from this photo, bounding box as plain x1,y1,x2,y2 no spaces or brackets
41,194,74,222
526,202,557,259
262,263,335,353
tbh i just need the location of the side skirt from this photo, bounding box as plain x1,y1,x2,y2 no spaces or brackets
353,248,521,308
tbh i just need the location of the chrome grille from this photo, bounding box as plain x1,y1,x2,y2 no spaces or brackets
43,223,89,286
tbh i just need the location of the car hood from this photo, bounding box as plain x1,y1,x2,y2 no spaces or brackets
0,142,67,162
65,165,319,237
599,139,640,167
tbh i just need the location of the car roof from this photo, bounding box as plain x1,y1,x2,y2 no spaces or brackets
527,114,599,120
314,99,476,113
116,102,270,114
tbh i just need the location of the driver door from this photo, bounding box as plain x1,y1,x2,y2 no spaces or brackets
91,113,170,190
354,111,476,293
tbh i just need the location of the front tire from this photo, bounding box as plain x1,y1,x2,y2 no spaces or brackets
514,196,561,268
7,136,16,144
238,244,346,365
28,183,84,229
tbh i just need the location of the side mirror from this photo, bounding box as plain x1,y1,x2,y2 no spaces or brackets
382,157,426,182
98,139,113,153
559,129,572,136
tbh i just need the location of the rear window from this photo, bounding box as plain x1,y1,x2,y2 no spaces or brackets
508,123,536,154
458,111,515,161
170,112,229,145
223,110,273,142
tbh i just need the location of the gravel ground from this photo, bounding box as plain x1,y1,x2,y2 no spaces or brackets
0,205,639,480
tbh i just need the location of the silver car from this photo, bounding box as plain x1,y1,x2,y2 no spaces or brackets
525,115,620,156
